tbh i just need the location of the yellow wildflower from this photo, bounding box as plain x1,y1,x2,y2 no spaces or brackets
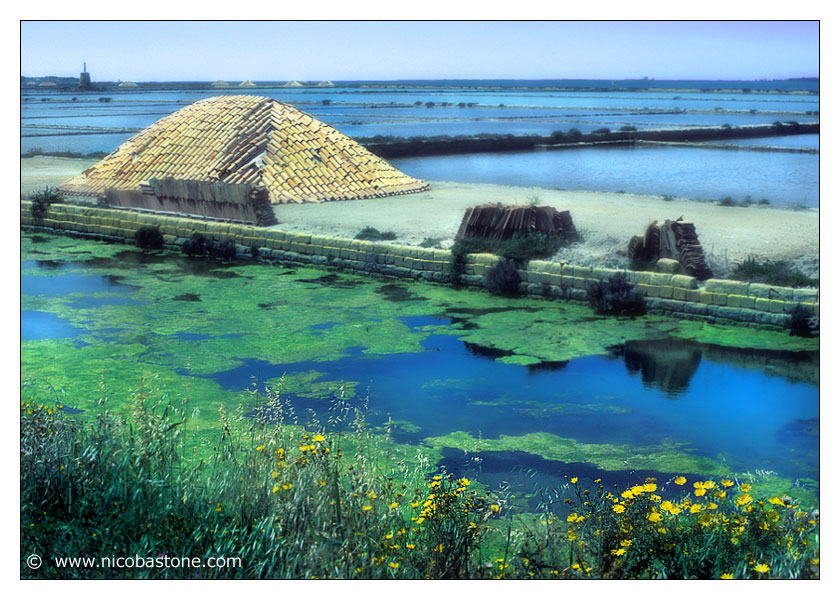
456,478,470,486
362,505,372,511
610,548,626,556
754,564,770,574
406,544,416,550
706,502,719,511
740,483,752,493
567,513,579,523
570,477,578,484
661,500,674,511
489,504,501,513
256,445,265,452
389,562,399,569
690,504,702,514
271,485,280,493
620,539,632,547
613,505,626,513
674,476,687,485
736,493,753,506
648,511,663,523
281,483,293,491
643,483,657,493
721,479,734,488
694,488,707,497
720,573,734,579
389,502,399,509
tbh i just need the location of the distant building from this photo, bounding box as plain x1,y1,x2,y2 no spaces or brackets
79,63,92,89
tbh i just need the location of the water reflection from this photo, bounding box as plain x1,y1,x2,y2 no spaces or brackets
622,339,702,397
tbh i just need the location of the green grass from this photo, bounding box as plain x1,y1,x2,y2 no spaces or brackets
22,385,820,579
731,257,818,288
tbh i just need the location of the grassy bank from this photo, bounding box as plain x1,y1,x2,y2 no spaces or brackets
22,387,819,579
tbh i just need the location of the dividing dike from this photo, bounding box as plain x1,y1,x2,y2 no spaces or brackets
21,200,819,331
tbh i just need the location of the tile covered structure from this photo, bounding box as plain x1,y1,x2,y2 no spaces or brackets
58,95,430,204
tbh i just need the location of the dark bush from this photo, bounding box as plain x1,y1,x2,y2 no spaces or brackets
321,99,331,106
419,237,443,248
567,128,583,138
731,257,817,288
355,226,397,241
718,197,736,207
29,187,63,219
454,232,565,263
134,226,164,250
619,126,638,132
484,259,521,297
593,127,611,135
250,245,261,259
181,233,207,256
209,240,237,261
759,198,770,205
789,304,818,338
448,240,469,286
586,273,646,316
425,101,435,108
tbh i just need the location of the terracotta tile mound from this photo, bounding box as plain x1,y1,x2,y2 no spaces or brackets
58,95,430,204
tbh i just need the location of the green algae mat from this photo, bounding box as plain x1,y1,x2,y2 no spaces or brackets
20,233,819,506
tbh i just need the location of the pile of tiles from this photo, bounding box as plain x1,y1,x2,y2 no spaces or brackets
59,95,430,204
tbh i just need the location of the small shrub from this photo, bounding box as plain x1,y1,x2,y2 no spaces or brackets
586,273,646,316
419,237,443,248
448,240,469,286
209,240,237,261
789,304,818,337
662,194,675,202
484,259,521,297
181,232,207,256
134,226,164,250
250,245,261,259
619,126,638,132
355,226,397,241
759,198,770,205
731,257,817,288
567,128,583,139
29,187,63,219
718,197,736,207
593,127,611,135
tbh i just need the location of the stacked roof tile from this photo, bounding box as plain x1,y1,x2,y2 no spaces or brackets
59,95,429,204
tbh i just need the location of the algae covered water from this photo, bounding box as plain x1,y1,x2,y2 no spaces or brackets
20,233,819,509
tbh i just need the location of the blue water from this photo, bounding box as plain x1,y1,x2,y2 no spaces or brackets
20,250,819,501
392,145,819,206
201,331,817,483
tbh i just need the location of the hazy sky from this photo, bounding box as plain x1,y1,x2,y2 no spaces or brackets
21,21,819,81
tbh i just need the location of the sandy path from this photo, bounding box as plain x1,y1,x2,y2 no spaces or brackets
274,181,819,279
21,157,819,279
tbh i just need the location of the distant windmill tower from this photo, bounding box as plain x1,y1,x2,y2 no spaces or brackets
79,63,92,89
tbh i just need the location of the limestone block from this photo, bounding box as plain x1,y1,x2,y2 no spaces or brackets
748,283,773,299
768,287,795,302
792,289,819,303
699,291,716,305
654,258,680,274
658,286,674,299
670,274,698,289
705,279,750,296
714,293,729,306
717,307,742,321
684,290,701,304
672,287,687,301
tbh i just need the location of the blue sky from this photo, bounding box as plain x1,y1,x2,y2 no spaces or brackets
21,21,819,81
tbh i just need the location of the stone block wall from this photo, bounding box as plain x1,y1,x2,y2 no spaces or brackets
21,201,819,330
